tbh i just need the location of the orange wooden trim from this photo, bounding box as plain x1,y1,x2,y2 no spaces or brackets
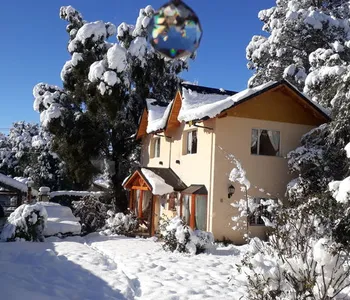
165,91,182,134
151,195,156,236
123,170,152,191
136,109,148,140
131,186,149,191
190,194,196,229
139,190,144,219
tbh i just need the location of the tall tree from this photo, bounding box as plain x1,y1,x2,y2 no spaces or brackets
33,6,187,210
246,0,350,90
0,122,67,190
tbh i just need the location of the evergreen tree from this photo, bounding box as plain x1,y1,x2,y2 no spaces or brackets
246,0,350,90
33,6,187,210
0,122,67,190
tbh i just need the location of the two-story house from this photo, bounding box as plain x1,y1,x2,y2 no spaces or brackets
123,80,330,243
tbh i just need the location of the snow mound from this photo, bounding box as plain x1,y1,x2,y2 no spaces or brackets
1,203,47,241
41,202,81,236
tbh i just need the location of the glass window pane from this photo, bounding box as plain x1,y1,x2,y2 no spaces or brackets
259,130,280,156
195,195,207,231
187,132,192,154
191,131,197,154
182,195,190,225
154,138,161,157
251,129,258,154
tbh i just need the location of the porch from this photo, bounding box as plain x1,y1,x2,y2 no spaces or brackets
123,167,208,236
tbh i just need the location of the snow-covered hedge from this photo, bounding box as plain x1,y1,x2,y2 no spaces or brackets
72,196,108,234
161,216,214,255
1,203,48,242
102,210,138,235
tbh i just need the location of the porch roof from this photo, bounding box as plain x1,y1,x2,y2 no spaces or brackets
123,167,187,193
181,185,207,195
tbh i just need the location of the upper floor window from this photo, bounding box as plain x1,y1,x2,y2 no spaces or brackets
251,129,280,156
152,137,161,158
187,130,197,154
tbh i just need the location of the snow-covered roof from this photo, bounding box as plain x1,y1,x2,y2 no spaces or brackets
179,82,272,122
146,99,173,133
49,191,104,198
178,80,331,123
141,168,174,195
0,174,38,196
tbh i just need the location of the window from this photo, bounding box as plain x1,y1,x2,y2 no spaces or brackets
181,194,207,231
251,129,280,156
249,198,273,226
153,137,161,158
186,130,197,154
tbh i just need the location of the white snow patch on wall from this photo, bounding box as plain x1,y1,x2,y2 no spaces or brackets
141,168,173,195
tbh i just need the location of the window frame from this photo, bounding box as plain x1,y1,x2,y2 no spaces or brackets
152,137,161,158
251,128,281,157
180,193,207,230
185,130,198,155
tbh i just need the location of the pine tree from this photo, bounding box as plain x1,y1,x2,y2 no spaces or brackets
246,0,350,90
0,122,68,190
33,6,187,211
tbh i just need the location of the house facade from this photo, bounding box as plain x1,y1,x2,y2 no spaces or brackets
123,80,330,243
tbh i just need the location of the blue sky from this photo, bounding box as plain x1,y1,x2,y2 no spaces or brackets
0,0,275,131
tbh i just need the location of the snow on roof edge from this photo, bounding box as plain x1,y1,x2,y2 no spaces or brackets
0,174,38,196
178,80,331,123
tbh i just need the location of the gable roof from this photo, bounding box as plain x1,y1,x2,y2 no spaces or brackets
179,80,331,123
123,167,187,193
146,99,173,134
136,80,331,140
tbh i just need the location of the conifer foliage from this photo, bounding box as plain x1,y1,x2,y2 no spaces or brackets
33,6,187,209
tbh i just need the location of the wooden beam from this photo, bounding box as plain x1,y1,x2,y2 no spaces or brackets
190,194,196,229
139,190,144,219
151,195,157,236
131,186,149,191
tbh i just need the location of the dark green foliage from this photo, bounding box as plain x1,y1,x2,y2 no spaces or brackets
72,196,109,234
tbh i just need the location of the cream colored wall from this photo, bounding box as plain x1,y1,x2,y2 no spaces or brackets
211,116,315,243
141,134,171,168
141,120,216,232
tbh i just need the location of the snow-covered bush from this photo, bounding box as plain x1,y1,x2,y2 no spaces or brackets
103,210,138,235
72,195,108,234
1,203,48,242
161,216,214,255
233,197,350,300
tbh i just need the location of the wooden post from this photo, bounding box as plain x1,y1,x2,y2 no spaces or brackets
138,190,143,219
150,195,156,236
190,194,196,229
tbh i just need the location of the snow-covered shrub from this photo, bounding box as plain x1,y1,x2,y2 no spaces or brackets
161,216,214,255
233,198,350,300
72,195,107,234
103,210,138,235
1,203,48,242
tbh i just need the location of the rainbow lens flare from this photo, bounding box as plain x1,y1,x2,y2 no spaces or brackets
148,0,203,59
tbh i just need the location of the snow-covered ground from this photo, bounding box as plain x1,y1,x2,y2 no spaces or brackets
0,234,247,299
